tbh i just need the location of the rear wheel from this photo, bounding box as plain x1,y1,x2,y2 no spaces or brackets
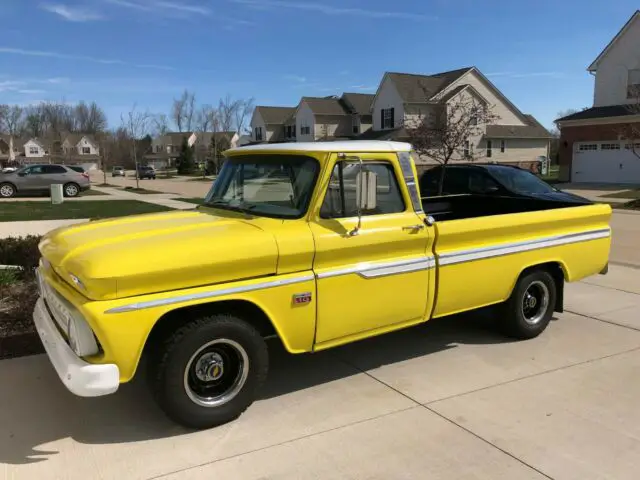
63,182,80,197
0,183,16,198
149,314,269,429
500,269,556,339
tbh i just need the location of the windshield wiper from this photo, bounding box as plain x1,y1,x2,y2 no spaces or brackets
203,198,257,215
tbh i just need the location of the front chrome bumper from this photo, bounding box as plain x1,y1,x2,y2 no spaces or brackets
33,297,120,397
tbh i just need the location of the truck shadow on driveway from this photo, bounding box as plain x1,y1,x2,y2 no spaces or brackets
0,310,533,465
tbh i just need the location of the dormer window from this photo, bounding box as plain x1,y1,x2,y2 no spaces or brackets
627,69,640,98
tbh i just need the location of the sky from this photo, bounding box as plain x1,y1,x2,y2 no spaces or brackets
0,0,638,131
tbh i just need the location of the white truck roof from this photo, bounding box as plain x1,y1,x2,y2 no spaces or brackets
227,140,413,154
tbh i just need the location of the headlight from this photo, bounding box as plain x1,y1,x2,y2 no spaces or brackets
66,309,99,357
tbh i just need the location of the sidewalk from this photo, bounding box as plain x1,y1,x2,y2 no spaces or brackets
1,264,639,479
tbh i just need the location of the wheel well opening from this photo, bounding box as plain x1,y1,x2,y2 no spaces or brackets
520,262,565,313
143,300,277,356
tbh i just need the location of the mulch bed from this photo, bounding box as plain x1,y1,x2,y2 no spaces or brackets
0,279,42,360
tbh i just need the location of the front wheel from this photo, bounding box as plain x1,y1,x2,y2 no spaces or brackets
149,314,269,429
63,182,80,197
0,183,16,198
500,269,557,339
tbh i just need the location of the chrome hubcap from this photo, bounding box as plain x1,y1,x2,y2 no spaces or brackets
521,280,550,325
184,339,249,408
66,185,78,195
0,185,13,196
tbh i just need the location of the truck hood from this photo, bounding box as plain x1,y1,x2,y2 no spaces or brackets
39,210,279,300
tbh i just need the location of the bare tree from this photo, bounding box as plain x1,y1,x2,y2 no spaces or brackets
121,104,151,189
233,97,255,135
4,105,24,136
171,89,196,132
194,105,215,177
152,113,170,137
619,84,640,160
95,130,116,185
405,91,500,195
75,101,107,133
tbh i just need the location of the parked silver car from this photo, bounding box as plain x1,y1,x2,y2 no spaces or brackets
0,164,91,198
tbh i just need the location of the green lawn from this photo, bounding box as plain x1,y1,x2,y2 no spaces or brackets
175,197,205,205
0,200,173,221
615,199,640,210
600,189,640,199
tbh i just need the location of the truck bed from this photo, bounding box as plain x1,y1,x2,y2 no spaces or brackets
422,194,581,222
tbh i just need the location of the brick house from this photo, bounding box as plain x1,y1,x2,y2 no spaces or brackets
555,10,640,183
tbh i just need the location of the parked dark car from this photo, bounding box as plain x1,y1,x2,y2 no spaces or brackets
418,164,590,204
137,165,156,179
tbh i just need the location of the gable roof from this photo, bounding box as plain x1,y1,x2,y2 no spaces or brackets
162,131,195,145
63,133,98,147
341,93,375,115
300,96,349,116
254,106,296,124
25,137,47,148
554,104,636,123
385,67,474,103
588,10,640,72
485,114,552,139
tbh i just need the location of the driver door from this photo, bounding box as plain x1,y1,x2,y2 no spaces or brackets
16,165,46,193
309,154,434,349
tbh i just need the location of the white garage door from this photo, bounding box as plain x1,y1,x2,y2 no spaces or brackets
572,141,640,183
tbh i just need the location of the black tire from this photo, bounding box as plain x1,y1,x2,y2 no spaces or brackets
0,182,16,198
149,314,269,429
500,269,557,340
63,182,80,197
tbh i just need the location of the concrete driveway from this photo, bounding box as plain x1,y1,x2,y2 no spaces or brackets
1,264,639,479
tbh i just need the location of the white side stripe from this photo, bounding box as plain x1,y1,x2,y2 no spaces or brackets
315,257,435,279
438,228,610,266
105,273,315,314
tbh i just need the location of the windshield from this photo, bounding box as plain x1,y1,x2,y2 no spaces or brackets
203,154,320,219
487,166,556,194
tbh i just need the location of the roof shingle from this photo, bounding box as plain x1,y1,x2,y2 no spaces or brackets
555,105,635,122
387,67,474,103
341,93,374,115
301,96,349,116
486,115,552,139
255,106,296,124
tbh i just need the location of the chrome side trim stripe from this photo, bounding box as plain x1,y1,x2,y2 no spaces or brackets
105,273,315,314
438,228,611,266
316,256,435,280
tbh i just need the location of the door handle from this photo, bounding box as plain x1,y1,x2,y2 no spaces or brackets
402,224,425,231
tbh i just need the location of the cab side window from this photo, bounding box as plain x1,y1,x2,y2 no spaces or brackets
320,162,405,219
24,166,44,175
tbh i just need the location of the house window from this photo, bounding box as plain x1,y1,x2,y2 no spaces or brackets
82,147,91,154
352,115,360,134
600,143,620,150
627,69,640,98
301,126,311,135
500,140,505,153
578,144,598,151
255,127,263,141
486,140,492,158
29,146,39,155
470,109,478,126
381,108,395,129
624,142,640,150
463,140,470,158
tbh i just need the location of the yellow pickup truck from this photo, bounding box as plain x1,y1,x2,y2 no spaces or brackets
33,141,612,429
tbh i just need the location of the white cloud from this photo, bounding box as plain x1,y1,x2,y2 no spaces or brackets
102,0,209,16
46,77,70,84
349,84,376,91
17,89,47,94
0,47,173,70
231,0,435,21
284,74,307,83
41,3,104,22
0,80,26,92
